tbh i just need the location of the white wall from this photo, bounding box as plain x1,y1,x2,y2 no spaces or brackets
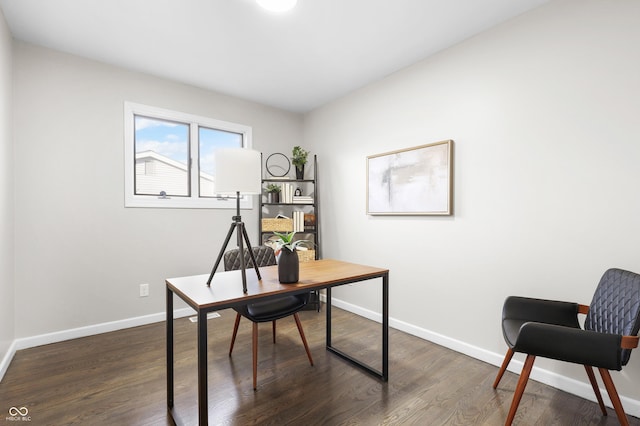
0,6,14,373
12,42,303,338
305,0,640,410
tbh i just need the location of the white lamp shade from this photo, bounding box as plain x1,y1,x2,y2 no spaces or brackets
214,148,262,195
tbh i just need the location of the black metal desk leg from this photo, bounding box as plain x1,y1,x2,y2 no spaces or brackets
197,310,208,425
326,287,332,347
382,272,389,381
324,275,387,380
167,287,174,410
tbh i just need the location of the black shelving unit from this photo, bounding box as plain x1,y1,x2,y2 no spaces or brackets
260,154,320,311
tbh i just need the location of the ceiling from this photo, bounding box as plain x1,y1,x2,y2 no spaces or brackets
0,0,548,113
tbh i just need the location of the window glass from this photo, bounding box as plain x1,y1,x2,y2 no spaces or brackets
134,116,190,196
199,127,243,197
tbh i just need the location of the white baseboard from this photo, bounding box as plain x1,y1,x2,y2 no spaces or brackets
0,307,194,382
13,307,195,351
0,340,17,383
329,296,640,418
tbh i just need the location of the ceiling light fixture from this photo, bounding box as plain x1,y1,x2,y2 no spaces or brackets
256,0,297,13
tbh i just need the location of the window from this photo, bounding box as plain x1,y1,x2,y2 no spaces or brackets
124,102,253,208
134,116,190,197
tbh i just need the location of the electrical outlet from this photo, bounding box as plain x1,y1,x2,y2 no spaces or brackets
139,283,149,297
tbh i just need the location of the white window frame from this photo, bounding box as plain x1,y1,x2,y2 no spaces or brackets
124,102,254,209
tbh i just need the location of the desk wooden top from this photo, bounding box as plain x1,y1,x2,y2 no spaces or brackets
166,259,388,311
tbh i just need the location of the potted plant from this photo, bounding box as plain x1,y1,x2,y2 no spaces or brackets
291,146,309,180
272,231,311,283
265,183,281,203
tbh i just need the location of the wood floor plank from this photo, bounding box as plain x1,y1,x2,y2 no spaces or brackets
1,306,638,425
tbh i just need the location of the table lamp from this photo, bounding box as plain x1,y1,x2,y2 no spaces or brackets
206,148,262,293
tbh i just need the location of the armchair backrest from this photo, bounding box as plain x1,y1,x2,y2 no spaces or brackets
224,246,276,271
585,268,640,365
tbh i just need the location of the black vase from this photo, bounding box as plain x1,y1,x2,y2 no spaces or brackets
295,165,304,180
278,248,299,283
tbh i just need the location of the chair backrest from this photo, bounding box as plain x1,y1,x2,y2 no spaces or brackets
224,246,276,271
585,268,640,365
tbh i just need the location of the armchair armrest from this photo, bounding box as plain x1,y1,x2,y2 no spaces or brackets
516,322,625,370
622,335,640,349
503,296,581,328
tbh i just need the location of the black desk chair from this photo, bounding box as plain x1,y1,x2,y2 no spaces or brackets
493,268,640,425
224,246,313,390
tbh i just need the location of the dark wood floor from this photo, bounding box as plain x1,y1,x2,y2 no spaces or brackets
1,305,638,425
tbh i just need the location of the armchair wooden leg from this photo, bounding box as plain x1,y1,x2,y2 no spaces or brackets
505,354,535,426
599,368,629,426
493,348,514,389
229,313,242,356
272,320,276,344
293,313,314,366
252,322,258,390
584,365,607,416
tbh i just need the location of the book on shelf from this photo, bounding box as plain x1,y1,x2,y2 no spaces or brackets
292,210,305,232
292,195,313,204
280,182,294,203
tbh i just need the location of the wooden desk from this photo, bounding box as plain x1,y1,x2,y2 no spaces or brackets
166,259,389,425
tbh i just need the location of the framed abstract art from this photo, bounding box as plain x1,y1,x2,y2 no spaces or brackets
367,140,453,215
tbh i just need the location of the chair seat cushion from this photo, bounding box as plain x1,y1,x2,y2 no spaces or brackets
235,294,307,323
514,322,624,370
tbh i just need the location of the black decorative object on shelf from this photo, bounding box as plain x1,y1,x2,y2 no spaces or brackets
265,153,291,177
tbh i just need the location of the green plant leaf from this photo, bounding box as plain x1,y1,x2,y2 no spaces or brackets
292,146,309,167
272,231,311,252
